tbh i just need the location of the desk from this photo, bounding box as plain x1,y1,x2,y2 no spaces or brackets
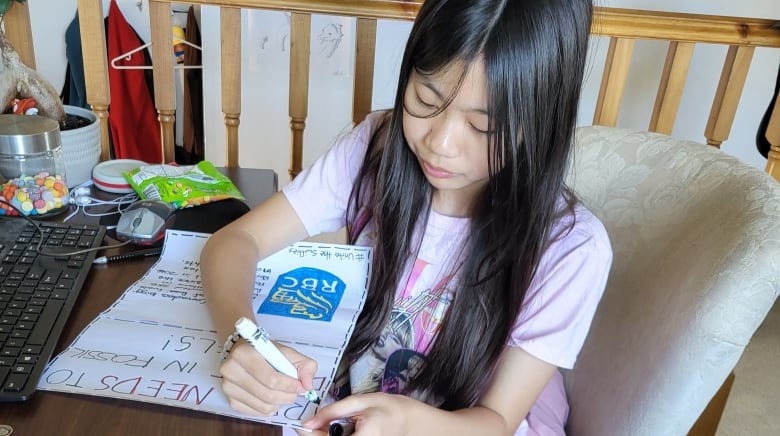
0,168,282,435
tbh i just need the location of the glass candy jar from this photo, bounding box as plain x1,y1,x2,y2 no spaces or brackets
0,115,69,217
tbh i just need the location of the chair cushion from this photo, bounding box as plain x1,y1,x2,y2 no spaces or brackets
562,126,780,435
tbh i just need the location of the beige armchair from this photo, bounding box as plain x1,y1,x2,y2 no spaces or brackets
564,126,780,435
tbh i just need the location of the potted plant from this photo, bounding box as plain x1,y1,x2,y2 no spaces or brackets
0,0,101,186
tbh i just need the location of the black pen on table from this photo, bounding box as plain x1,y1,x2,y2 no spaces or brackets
93,247,163,264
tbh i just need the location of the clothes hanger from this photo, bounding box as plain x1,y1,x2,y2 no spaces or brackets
110,37,203,71
111,2,202,71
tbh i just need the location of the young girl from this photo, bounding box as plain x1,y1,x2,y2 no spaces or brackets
200,0,612,434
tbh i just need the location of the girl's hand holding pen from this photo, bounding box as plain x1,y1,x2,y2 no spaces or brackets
219,340,318,416
301,392,415,436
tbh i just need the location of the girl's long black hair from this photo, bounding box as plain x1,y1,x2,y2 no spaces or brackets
345,0,592,409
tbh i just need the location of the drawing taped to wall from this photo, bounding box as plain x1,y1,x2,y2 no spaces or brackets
317,23,344,58
247,10,351,76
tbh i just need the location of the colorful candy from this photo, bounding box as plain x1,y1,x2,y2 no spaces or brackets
0,172,68,216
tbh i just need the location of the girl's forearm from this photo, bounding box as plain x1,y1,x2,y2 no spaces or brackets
408,401,513,436
201,229,262,341
201,193,310,343
307,392,516,435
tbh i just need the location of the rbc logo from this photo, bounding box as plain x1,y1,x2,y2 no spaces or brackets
258,267,346,321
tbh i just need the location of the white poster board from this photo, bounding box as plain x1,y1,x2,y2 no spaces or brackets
38,230,371,431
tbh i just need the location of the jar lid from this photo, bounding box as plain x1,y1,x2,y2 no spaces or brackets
0,115,61,155
92,158,147,193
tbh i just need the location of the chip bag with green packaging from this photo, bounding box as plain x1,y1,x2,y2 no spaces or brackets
123,161,245,209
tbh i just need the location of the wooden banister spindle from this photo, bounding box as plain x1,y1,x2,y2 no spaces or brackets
221,7,242,168
593,37,635,127
704,45,755,148
288,12,311,179
353,18,377,125
4,1,35,68
765,92,780,182
77,0,111,160
149,0,176,163
649,41,695,135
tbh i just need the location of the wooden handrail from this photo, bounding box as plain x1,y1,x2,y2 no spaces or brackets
593,8,780,47
178,2,780,48
180,0,422,21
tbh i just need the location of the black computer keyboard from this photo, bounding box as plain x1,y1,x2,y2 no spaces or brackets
0,217,105,401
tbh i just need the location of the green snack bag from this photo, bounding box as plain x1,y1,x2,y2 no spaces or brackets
123,161,245,209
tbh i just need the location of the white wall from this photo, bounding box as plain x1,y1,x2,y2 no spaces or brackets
28,0,780,185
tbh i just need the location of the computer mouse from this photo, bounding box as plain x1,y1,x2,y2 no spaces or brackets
116,200,176,245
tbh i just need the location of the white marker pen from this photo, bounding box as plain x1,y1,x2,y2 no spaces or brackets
234,316,321,404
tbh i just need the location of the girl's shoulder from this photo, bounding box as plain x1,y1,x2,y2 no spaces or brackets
327,110,391,161
362,110,391,126
549,200,612,263
310,110,391,176
512,202,612,369
353,110,391,141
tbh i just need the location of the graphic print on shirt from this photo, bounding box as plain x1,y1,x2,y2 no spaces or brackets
336,258,454,403
258,267,346,321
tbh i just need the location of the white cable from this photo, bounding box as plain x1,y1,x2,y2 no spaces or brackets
62,206,80,222
64,184,139,221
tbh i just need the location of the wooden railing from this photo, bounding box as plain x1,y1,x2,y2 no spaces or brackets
589,8,780,173
10,1,777,181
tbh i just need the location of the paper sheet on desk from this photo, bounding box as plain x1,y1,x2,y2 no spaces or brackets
38,230,372,430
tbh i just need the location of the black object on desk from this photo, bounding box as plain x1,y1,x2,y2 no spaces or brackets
101,197,251,240
93,247,163,264
169,197,250,234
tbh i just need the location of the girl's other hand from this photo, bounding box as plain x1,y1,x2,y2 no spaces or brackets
302,392,413,436
219,340,318,416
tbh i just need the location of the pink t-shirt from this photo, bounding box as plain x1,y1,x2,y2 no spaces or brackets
283,112,612,435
